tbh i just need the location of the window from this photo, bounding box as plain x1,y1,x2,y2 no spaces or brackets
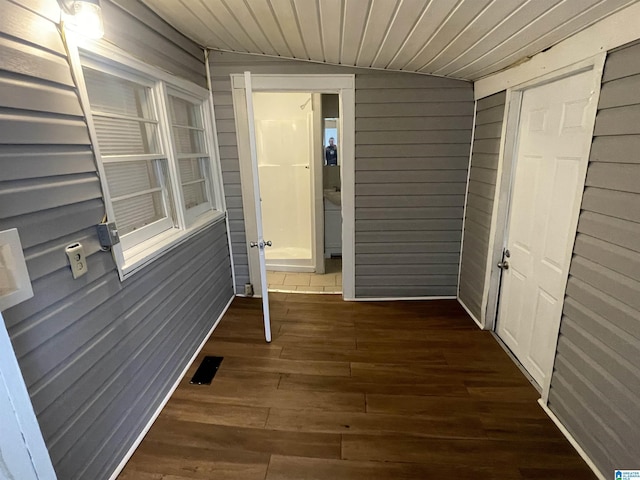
167,93,215,223
78,54,222,277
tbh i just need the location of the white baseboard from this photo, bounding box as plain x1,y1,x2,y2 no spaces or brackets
537,399,606,480
108,293,235,480
350,295,457,302
457,297,483,329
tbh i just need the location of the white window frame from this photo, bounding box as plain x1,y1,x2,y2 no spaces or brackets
81,58,177,251
67,38,225,280
163,86,218,226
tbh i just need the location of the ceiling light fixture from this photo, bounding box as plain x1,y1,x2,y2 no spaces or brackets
61,0,105,39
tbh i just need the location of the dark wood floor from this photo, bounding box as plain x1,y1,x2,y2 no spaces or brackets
118,293,595,480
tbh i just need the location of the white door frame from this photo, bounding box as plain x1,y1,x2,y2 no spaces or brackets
482,54,606,399
311,93,324,275
231,74,356,300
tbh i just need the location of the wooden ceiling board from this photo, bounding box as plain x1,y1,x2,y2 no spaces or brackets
268,0,308,59
242,0,294,57
431,0,557,76
421,0,524,73
340,0,372,66
370,0,431,69
356,0,401,67
141,0,640,80
152,0,232,51
319,0,343,64
402,0,494,72
453,0,604,78
205,0,265,54
219,0,280,56
191,0,249,51
463,0,636,79
384,0,460,71
293,0,324,60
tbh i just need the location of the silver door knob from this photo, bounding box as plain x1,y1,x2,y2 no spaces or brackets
497,260,509,270
250,241,272,248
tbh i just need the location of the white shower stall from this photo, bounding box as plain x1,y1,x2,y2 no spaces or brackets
252,92,316,272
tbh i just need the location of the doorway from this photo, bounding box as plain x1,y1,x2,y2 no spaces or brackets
252,92,316,273
494,67,601,390
250,91,343,294
260,92,342,294
231,74,355,300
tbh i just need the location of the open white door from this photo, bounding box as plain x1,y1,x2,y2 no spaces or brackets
243,72,272,343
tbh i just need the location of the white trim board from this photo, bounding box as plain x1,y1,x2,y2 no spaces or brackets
230,74,356,300
481,89,519,332
107,293,234,480
474,1,640,99
538,400,606,480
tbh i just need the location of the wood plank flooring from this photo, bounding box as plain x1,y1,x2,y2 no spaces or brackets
118,293,596,480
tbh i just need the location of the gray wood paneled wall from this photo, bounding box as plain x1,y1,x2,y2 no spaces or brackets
102,0,208,88
0,1,233,479
548,40,640,473
458,92,506,319
208,51,474,297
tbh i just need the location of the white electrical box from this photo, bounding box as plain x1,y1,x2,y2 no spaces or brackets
0,229,34,311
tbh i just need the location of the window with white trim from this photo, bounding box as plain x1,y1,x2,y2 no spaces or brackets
79,54,222,277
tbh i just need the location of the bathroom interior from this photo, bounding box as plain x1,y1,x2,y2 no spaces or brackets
252,92,342,294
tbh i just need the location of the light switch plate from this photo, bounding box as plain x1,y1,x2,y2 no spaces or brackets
0,229,34,311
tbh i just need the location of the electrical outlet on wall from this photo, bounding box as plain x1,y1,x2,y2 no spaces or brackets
65,243,88,279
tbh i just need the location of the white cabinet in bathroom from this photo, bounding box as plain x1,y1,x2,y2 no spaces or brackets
324,199,342,258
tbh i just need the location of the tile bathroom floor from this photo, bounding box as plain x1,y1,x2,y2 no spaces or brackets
267,258,342,294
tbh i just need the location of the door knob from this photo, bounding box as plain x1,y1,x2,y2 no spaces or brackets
497,260,509,270
250,241,272,248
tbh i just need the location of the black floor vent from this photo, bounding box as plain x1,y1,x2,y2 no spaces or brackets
190,356,223,385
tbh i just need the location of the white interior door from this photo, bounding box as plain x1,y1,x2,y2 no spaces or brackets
496,69,597,387
243,72,272,343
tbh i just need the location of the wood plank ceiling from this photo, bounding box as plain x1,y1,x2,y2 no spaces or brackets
140,0,638,80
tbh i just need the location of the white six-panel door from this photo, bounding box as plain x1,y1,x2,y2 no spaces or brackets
496,69,597,387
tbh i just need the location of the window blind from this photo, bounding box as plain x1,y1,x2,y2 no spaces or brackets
83,66,173,240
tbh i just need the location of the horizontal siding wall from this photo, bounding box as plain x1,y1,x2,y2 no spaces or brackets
548,40,640,474
208,51,474,296
355,75,473,297
458,92,506,319
0,2,233,480
102,0,207,87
